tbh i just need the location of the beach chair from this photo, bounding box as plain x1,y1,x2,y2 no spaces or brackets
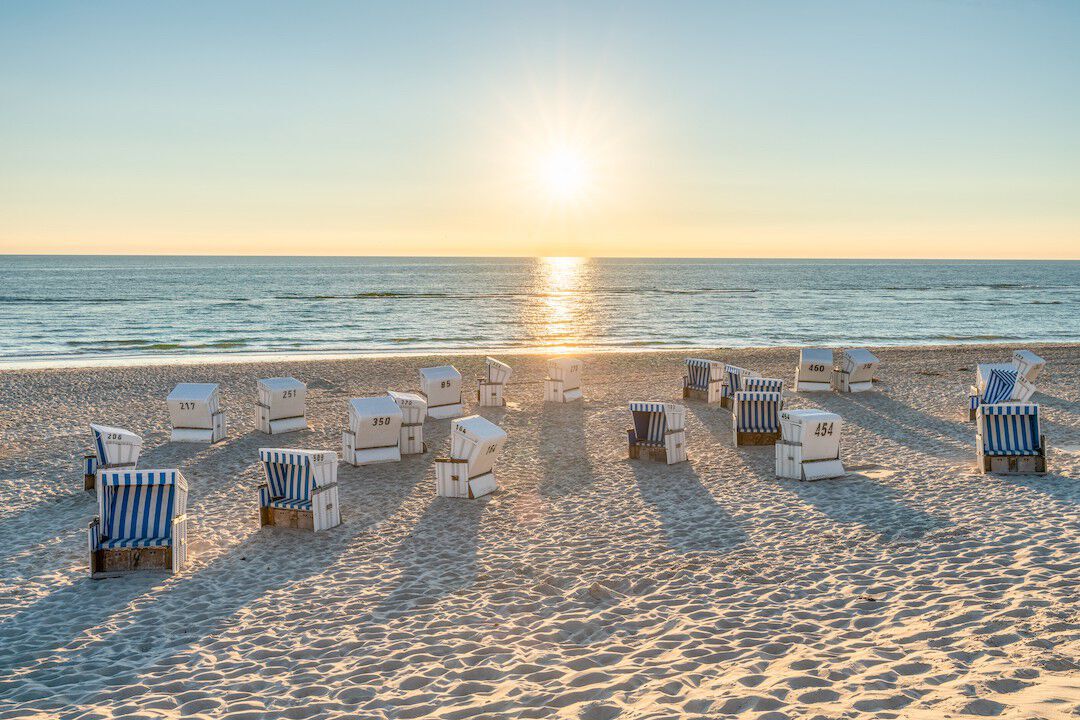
342,396,403,465
976,404,1046,475
420,365,464,419
544,357,583,402
720,364,761,409
1012,350,1046,383
732,391,783,445
88,469,189,578
434,415,507,499
255,377,307,435
682,358,724,403
83,424,142,491
775,410,845,480
967,364,1036,421
834,349,879,393
743,377,784,394
167,383,226,443
257,449,341,531
388,390,427,455
627,402,687,464
477,357,512,407
795,348,833,392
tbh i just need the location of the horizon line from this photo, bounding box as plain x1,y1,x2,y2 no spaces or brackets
2,253,1078,262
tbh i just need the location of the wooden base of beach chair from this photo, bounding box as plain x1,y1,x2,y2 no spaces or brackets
735,430,781,446
84,473,96,491
720,396,734,410
260,505,316,531
629,443,666,462
91,547,173,579
979,446,1047,475
968,407,977,422
477,381,506,407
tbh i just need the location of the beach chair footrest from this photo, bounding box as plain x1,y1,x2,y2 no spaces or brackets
736,430,781,446
91,546,174,578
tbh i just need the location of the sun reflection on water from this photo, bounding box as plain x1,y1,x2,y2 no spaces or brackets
532,256,589,352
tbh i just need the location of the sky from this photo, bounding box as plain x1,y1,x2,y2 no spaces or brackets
1,1,1078,259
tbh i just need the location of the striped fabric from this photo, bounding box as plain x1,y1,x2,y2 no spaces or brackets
685,359,716,391
981,405,1040,456
743,377,783,393
982,368,1018,405
724,367,743,397
85,455,98,476
93,428,109,464
969,393,980,411
100,470,181,546
260,449,315,509
629,402,667,445
734,392,782,433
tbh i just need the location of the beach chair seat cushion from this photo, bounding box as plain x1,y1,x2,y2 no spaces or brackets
980,405,1041,456
268,497,313,511
100,536,172,549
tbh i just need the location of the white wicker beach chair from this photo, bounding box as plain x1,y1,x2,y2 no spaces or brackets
834,349,879,393
342,396,403,465
255,377,307,435
167,383,225,443
732,391,783,446
434,415,507,499
627,402,687,464
83,424,142,491
544,357,583,402
420,365,464,419
478,357,512,407
88,469,188,578
795,348,833,392
775,410,845,480
976,404,1046,475
1011,350,1046,383
967,363,1036,421
387,390,427,455
257,449,341,531
682,358,724,404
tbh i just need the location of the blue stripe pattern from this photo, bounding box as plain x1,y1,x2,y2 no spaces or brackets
981,404,1040,456
743,377,783,393
101,470,178,545
93,428,108,465
685,359,716,391
982,368,1018,405
260,449,315,509
85,455,98,476
629,402,667,444
735,391,782,433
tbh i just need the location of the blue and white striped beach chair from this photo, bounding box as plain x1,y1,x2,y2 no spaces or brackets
83,424,142,491
976,404,1046,474
743,377,784,394
732,391,783,446
627,402,688,464
258,449,341,531
720,365,761,409
683,358,725,404
88,469,188,577
967,364,1036,421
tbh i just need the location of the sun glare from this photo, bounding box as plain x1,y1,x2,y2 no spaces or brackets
540,148,589,202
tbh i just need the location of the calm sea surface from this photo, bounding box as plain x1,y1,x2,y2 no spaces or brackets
1,256,1077,365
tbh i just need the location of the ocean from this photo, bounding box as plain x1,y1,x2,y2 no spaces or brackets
1,256,1077,366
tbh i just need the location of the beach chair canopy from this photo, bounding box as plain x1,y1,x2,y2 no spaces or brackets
484,357,513,384
347,396,403,442
387,390,427,424
841,349,879,381
448,415,507,478
743,377,784,393
259,449,333,510
798,349,834,382
420,365,462,405
685,358,723,391
981,368,1019,405
779,409,842,461
98,469,187,548
547,357,582,389
629,402,668,444
724,365,761,396
734,391,782,433
1012,350,1045,382
90,424,142,466
167,383,221,428
257,377,306,418
980,404,1041,456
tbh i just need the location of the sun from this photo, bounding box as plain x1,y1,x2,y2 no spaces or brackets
540,147,589,202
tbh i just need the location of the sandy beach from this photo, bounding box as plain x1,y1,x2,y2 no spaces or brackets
0,343,1077,719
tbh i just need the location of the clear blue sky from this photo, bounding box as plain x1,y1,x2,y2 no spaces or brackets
2,1,1078,257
